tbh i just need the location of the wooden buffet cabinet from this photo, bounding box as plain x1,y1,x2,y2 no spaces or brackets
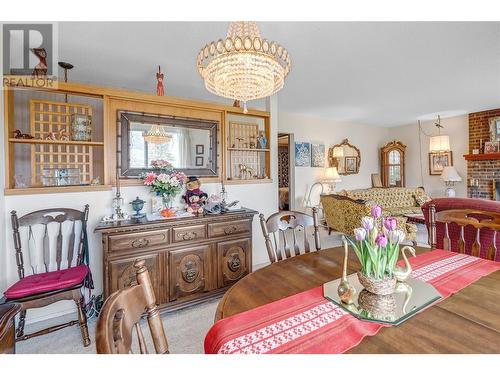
95,208,256,311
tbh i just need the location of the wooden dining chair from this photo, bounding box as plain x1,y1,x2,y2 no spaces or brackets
1,206,91,346
96,259,169,354
259,207,321,264
429,204,500,260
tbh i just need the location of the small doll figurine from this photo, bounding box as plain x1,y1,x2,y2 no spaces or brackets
156,65,164,96
182,176,208,214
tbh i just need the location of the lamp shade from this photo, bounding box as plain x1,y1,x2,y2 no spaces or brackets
324,167,341,182
440,166,462,182
429,135,450,153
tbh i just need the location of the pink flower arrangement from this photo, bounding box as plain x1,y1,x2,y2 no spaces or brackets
141,161,187,199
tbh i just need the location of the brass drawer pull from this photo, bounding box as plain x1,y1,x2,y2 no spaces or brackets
131,238,149,248
224,225,238,235
181,231,198,241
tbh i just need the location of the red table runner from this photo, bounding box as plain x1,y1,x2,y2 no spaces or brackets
204,250,500,354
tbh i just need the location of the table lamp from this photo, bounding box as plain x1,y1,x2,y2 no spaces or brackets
323,167,341,193
441,166,462,197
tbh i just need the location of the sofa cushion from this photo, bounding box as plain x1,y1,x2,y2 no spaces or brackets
4,265,88,299
346,187,421,208
385,206,423,216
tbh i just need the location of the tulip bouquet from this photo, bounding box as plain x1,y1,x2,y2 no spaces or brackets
346,205,405,281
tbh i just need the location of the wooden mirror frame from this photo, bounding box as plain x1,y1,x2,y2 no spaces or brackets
380,140,406,187
328,139,361,175
119,111,218,178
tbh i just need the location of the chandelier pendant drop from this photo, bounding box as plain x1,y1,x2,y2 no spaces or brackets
144,124,172,145
197,21,291,113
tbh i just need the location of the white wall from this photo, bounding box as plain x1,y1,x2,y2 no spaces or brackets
389,115,468,198
278,112,390,211
0,95,278,324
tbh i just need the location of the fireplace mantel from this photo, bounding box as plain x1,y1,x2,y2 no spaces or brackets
463,153,500,161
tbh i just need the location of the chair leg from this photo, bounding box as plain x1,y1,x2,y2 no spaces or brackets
328,227,333,235
74,292,90,347
16,310,27,338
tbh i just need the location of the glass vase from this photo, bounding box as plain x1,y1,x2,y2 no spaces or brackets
162,194,173,209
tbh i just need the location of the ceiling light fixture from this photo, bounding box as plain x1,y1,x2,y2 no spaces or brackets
197,21,291,113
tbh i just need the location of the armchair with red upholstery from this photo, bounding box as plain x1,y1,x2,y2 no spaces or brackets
422,198,500,261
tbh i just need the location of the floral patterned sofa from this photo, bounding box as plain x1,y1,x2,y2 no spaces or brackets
320,187,431,242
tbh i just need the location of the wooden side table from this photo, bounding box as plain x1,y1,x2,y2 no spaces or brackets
0,303,21,354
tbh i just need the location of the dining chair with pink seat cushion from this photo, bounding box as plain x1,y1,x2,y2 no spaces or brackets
0,205,92,346
422,198,500,261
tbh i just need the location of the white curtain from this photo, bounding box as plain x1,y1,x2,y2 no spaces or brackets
176,128,192,167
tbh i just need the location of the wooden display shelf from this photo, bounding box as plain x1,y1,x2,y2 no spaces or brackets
224,178,273,185
9,138,104,147
4,184,112,196
227,147,270,152
463,153,500,161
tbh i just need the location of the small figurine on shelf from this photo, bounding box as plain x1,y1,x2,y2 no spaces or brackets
45,132,57,141
156,65,165,96
58,129,69,141
257,131,268,149
182,176,208,214
31,48,48,77
90,176,101,185
13,130,34,139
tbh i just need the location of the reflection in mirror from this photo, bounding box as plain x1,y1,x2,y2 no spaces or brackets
328,139,361,175
119,112,218,177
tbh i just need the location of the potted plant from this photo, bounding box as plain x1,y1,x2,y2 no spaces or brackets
142,160,187,210
346,205,406,295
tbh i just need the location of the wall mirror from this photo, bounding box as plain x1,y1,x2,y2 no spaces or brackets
380,140,406,187
489,116,500,142
328,139,361,175
119,111,218,177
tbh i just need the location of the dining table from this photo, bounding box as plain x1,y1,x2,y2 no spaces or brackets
213,246,500,353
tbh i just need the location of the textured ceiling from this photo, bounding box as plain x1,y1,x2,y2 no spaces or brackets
59,22,500,127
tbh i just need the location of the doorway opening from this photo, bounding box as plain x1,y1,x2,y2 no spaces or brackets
278,133,294,211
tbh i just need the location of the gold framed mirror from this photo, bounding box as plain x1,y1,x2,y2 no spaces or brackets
328,139,361,175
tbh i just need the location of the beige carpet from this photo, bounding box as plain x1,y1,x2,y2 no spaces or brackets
16,297,220,354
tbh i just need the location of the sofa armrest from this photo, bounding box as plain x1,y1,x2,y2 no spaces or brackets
321,194,371,235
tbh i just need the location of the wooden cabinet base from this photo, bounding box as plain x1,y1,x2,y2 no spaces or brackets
96,209,256,312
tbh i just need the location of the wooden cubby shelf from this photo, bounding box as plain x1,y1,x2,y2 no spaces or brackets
227,147,270,152
4,184,112,196
9,138,105,147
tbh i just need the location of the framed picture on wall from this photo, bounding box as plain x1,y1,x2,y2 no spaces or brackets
488,116,500,142
294,142,311,167
345,156,358,173
195,145,204,155
484,141,499,154
428,151,453,175
311,143,325,167
195,156,204,166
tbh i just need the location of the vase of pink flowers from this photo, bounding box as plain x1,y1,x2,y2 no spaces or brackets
346,205,406,295
142,160,187,210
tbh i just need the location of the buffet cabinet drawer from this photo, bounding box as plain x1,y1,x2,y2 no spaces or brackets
108,229,170,252
208,219,251,238
169,245,213,302
108,253,161,301
217,238,250,288
172,224,206,243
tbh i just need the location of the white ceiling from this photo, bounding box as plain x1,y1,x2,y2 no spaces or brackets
59,22,500,127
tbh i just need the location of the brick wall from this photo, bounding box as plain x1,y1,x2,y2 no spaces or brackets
467,109,500,199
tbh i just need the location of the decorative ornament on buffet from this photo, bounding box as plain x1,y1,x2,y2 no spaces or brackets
130,196,146,219
102,170,130,222
197,21,291,113
182,176,208,214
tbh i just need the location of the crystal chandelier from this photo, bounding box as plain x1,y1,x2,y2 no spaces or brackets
144,124,172,145
197,21,291,113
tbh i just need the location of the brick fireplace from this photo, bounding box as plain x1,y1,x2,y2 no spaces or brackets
467,109,500,200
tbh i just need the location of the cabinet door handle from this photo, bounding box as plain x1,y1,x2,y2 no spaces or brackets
181,231,198,240
224,225,238,235
131,238,149,248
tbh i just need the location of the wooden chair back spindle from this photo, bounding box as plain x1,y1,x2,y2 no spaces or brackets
259,208,321,264
11,205,89,277
96,259,169,354
428,204,500,261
